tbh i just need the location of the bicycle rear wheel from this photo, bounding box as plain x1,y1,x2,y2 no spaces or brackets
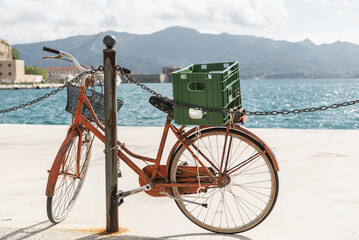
47,130,93,223
168,127,279,233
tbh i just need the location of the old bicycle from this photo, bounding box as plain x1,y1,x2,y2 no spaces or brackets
43,46,279,234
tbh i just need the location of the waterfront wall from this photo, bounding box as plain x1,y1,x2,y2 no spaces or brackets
0,83,63,90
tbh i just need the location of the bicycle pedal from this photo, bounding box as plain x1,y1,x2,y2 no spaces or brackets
117,198,124,207
113,191,124,207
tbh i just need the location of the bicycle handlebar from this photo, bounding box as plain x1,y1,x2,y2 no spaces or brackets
43,47,60,55
43,46,132,74
43,46,89,72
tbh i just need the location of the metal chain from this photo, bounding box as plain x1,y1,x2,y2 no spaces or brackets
3,63,358,117
0,71,92,114
103,143,125,153
117,65,230,113
244,100,359,116
116,65,359,116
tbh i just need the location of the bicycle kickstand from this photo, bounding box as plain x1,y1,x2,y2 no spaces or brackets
160,188,208,208
113,183,152,207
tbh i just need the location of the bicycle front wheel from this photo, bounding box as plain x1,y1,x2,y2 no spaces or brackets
169,127,279,233
47,130,93,223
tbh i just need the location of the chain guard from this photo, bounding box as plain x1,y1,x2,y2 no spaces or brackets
138,165,215,197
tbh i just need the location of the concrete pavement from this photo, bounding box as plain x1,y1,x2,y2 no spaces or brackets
0,124,358,239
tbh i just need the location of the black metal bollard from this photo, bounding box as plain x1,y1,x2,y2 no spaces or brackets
103,35,119,232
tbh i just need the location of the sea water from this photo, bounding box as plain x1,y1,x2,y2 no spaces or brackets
1,78,359,129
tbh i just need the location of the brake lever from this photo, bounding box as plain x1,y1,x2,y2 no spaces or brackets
116,67,131,84
121,74,131,84
42,55,62,60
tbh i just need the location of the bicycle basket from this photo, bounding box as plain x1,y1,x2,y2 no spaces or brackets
65,85,124,124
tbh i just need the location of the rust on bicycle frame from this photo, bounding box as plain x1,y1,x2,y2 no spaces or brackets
168,124,217,182
46,110,280,198
46,72,279,201
164,124,280,174
218,124,231,181
150,115,172,181
45,127,78,196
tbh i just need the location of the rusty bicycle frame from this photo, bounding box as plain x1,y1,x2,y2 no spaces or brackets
41,43,282,234
45,74,279,199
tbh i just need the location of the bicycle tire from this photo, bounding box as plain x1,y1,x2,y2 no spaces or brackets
47,130,93,223
168,127,279,233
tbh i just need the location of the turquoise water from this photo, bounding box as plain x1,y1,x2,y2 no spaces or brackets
1,78,359,129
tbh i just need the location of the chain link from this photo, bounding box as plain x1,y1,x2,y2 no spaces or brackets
0,66,106,114
3,64,359,117
0,71,91,114
103,143,125,153
242,100,359,116
117,65,359,117
117,65,230,113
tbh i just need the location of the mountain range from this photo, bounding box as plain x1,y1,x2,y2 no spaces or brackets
13,26,359,79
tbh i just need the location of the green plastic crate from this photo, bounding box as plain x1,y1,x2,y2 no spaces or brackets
172,62,241,125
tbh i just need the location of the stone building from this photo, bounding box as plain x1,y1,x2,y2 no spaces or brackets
0,39,11,60
160,66,182,83
0,60,42,83
44,66,82,83
0,39,43,83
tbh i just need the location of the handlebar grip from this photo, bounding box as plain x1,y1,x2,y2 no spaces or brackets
122,67,132,74
43,46,60,55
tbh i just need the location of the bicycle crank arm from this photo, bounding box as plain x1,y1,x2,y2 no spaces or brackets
161,191,208,208
114,184,152,207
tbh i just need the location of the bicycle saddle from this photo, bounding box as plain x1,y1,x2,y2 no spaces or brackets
149,96,174,115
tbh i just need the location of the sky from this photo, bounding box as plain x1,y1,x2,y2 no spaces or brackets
1,0,359,45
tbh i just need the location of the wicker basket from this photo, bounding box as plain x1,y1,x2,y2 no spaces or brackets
65,85,123,124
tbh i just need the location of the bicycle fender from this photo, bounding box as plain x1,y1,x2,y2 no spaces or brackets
165,125,279,179
231,125,280,171
45,128,78,197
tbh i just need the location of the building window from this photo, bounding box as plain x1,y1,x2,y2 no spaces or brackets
8,64,11,67
9,72,12,75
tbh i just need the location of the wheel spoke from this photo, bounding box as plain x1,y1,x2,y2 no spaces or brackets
170,128,278,233
225,186,264,213
48,132,92,223
233,183,271,202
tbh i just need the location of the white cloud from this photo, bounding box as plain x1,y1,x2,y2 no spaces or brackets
0,0,288,44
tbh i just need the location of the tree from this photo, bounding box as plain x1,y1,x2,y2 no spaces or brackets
25,66,47,79
11,48,20,59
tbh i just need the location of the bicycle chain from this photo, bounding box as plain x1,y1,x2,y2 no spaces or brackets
116,65,359,116
0,71,90,114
